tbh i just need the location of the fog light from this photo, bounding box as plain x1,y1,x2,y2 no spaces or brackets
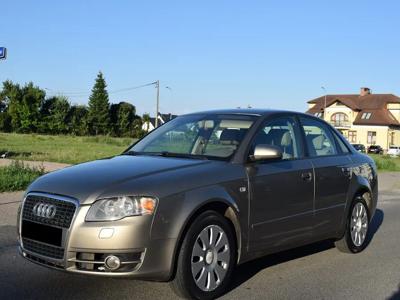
104,255,121,270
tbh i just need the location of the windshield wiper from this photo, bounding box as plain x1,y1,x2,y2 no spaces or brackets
120,151,142,156
149,151,209,160
121,151,209,160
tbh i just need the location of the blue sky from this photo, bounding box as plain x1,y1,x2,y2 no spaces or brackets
1,0,400,116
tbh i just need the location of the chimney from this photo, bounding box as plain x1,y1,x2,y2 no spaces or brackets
360,87,371,96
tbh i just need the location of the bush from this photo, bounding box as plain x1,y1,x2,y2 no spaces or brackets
370,155,400,172
0,161,45,192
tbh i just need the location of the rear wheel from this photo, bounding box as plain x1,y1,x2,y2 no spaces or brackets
170,211,236,299
335,196,370,253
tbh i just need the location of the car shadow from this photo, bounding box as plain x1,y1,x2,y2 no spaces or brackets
389,285,400,300
364,208,384,247
227,209,384,293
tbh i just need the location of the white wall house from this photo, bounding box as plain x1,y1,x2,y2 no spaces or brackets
307,88,400,151
141,113,177,132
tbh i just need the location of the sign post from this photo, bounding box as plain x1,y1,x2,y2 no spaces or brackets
0,47,7,60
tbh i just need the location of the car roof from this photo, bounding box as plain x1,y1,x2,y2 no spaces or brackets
184,108,310,118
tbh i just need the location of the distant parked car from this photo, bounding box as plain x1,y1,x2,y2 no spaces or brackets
368,145,383,154
387,146,400,157
351,144,366,153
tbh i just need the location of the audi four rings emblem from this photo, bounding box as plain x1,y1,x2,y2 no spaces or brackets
32,202,57,219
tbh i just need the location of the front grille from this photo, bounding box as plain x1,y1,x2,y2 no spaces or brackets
21,193,78,261
25,253,64,269
23,238,65,259
22,194,76,228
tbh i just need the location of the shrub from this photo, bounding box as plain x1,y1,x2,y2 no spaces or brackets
371,155,400,172
0,161,45,192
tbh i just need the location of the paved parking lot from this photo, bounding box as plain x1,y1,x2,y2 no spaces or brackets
1,173,399,299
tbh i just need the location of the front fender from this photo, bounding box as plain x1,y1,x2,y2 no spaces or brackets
150,183,247,279
151,185,241,240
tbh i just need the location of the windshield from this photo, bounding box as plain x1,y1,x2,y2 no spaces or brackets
127,114,257,160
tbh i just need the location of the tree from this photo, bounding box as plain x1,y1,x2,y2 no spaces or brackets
109,102,137,136
0,78,147,138
0,81,12,132
67,105,89,136
88,72,110,135
132,117,145,138
1,81,45,133
1,80,21,131
117,102,136,136
39,96,70,134
0,111,11,132
19,82,45,132
109,103,120,136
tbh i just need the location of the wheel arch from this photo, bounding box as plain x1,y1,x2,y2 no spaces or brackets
169,198,242,281
337,180,373,240
353,187,373,214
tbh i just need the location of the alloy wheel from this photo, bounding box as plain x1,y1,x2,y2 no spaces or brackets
350,202,368,246
191,225,230,292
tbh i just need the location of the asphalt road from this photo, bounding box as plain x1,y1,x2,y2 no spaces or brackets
1,174,399,300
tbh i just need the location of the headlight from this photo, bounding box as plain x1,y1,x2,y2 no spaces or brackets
85,196,157,221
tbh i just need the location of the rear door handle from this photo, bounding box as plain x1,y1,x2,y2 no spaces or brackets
301,172,312,181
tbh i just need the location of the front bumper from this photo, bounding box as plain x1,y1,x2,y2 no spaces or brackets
18,193,176,281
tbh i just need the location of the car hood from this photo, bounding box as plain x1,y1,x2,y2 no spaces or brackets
27,155,211,204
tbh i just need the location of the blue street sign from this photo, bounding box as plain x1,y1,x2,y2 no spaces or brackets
0,47,6,60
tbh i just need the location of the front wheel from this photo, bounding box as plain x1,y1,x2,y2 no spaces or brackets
335,196,370,253
170,211,236,299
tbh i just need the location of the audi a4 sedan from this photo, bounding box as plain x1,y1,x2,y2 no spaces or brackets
18,109,378,299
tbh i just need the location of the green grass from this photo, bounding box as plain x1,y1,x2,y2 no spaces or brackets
0,133,136,164
369,154,400,172
0,161,45,192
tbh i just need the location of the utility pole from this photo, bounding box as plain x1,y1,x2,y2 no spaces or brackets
321,86,327,120
155,80,160,128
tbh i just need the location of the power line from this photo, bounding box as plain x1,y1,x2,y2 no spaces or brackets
45,81,158,97
45,80,163,129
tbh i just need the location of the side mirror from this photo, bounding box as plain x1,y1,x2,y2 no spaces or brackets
250,144,282,161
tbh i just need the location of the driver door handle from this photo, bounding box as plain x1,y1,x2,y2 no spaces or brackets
342,167,352,179
301,172,312,182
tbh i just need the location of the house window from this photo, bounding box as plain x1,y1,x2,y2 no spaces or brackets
330,113,349,126
314,112,323,118
348,131,357,143
361,112,372,119
390,132,395,146
367,131,376,144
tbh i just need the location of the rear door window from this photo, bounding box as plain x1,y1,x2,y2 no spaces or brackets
299,117,338,157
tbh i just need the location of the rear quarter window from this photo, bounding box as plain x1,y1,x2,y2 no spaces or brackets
333,132,350,154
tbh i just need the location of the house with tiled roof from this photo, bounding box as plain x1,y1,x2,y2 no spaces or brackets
307,87,400,151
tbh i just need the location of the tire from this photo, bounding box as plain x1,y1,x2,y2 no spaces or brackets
335,196,370,253
170,210,236,299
